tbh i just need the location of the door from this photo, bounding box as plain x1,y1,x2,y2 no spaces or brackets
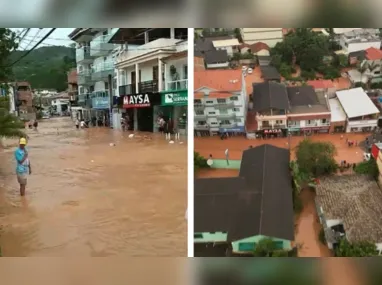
131,71,136,93
137,107,154,132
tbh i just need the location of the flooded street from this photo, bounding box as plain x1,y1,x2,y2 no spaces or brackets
295,189,332,257
0,117,187,256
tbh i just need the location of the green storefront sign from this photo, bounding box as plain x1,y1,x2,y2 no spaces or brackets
161,90,188,106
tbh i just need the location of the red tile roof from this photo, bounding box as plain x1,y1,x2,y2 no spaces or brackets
195,92,236,99
194,70,242,91
307,79,335,89
365,47,382,60
240,42,270,53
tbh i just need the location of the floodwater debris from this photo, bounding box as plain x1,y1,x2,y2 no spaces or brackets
169,140,175,144
128,134,134,138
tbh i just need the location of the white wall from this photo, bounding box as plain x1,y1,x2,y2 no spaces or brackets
241,28,283,47
206,62,229,69
346,119,377,132
340,37,381,53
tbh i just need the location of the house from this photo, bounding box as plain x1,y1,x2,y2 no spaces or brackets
240,42,270,56
348,50,366,65
212,38,240,56
336,88,380,133
361,47,382,78
328,98,347,133
114,28,187,132
250,82,289,137
159,50,188,135
315,175,382,255
240,28,283,48
339,29,381,54
287,86,331,135
260,66,281,82
194,69,247,136
204,50,229,69
194,145,295,256
307,80,336,98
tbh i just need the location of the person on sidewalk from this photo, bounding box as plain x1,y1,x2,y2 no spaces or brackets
75,118,80,129
14,138,31,196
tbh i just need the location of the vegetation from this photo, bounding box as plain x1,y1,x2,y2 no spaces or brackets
318,228,326,245
295,140,338,177
10,46,76,91
0,29,25,139
335,239,378,257
354,159,379,180
231,52,255,61
253,238,290,257
357,61,380,89
194,152,209,172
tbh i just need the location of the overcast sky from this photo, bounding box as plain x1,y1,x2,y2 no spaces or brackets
12,28,75,50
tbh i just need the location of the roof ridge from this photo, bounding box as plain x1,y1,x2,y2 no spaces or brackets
258,144,267,235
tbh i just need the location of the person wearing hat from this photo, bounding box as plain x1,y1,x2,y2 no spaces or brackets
14,137,31,196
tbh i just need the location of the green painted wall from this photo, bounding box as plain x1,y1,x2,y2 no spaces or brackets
210,159,241,169
194,232,228,243
231,235,292,253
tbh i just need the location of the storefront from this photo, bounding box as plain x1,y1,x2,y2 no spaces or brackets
91,97,111,127
257,128,287,138
159,90,188,135
301,126,330,134
219,126,246,136
122,93,161,132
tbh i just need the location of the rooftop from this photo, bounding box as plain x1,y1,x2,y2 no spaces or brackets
212,38,240,48
307,79,335,89
194,69,242,92
195,144,294,242
252,82,289,112
204,49,229,64
287,86,329,115
260,66,281,80
240,42,270,53
316,175,382,244
365,47,382,60
329,98,347,122
336,87,379,118
342,29,380,43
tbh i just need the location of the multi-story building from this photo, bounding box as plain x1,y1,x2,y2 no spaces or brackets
69,28,119,123
194,69,247,136
336,88,380,133
240,28,283,48
115,28,188,132
15,82,35,120
339,29,381,54
67,68,78,109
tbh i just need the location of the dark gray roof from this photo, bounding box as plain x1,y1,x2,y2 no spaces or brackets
194,38,215,53
194,144,295,242
260,66,281,80
287,86,319,106
204,50,229,64
348,50,366,60
252,82,289,112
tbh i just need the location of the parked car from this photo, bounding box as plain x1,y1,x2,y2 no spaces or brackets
242,65,248,71
42,111,50,119
247,68,253,74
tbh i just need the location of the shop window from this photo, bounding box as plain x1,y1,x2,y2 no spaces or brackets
238,242,255,251
230,96,239,101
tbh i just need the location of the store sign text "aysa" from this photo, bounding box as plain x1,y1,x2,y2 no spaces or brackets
123,94,151,108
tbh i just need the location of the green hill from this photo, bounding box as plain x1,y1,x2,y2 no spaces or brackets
9,45,76,91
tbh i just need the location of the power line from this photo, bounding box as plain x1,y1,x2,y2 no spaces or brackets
21,28,44,51
8,28,57,67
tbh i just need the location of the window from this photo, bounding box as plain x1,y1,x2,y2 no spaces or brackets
276,120,283,124
233,108,240,112
238,242,255,251
306,120,312,125
220,120,230,124
211,122,218,125
208,111,216,115
206,100,214,104
219,109,228,114
230,96,239,101
322,119,327,124
195,110,204,115
183,65,188,79
194,99,202,104
105,82,109,90
217,99,226,103
235,118,241,123
153,66,159,80
194,233,203,239
198,121,207,125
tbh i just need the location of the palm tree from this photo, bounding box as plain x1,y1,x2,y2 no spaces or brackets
357,61,379,89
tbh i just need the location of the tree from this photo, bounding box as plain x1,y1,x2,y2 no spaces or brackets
0,108,25,138
253,238,290,257
271,28,331,71
354,158,379,180
295,140,338,177
357,61,380,90
194,152,209,172
335,239,378,257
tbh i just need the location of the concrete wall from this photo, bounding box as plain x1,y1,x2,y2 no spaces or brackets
231,235,292,253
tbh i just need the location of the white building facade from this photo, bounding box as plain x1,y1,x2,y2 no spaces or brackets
240,28,283,48
339,29,381,54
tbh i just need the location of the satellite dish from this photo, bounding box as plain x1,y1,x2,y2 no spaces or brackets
207,159,213,166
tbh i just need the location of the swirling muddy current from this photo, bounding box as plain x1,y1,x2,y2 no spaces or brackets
0,117,187,256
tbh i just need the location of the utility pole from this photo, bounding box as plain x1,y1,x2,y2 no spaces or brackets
108,74,113,128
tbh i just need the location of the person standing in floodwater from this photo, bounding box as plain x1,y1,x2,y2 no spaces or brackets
14,137,31,196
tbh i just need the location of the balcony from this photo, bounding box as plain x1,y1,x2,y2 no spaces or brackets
215,102,235,109
78,70,92,85
194,103,205,110
194,113,207,120
195,124,210,130
90,34,116,57
220,122,237,128
78,93,89,103
274,124,287,129
217,113,236,120
91,61,114,81
76,46,94,63
139,80,158,93
347,120,377,126
305,122,331,127
166,79,188,91
119,84,137,96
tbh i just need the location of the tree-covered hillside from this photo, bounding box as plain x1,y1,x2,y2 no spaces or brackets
9,46,76,91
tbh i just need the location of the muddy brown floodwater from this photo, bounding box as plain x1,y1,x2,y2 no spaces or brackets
0,117,187,256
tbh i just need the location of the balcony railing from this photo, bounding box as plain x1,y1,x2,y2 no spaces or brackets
90,34,116,56
274,124,287,129
91,90,109,98
139,80,158,93
194,114,207,120
194,103,205,110
91,61,115,81
305,122,331,127
217,113,236,119
215,102,235,108
78,69,92,85
195,124,210,130
220,122,237,128
119,84,137,96
78,93,89,103
166,79,188,91
76,46,93,62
